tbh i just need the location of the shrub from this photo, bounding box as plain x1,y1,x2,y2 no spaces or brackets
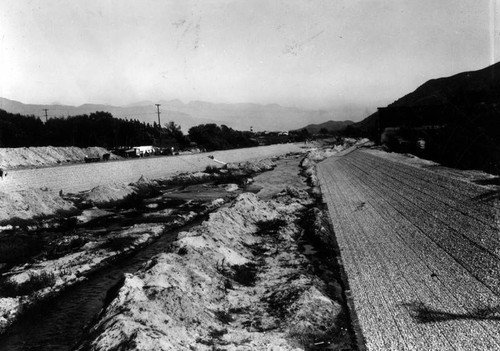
255,219,288,236
46,236,87,260
214,310,234,324
177,246,188,256
0,235,44,264
100,236,137,251
0,271,56,297
204,165,220,174
231,263,258,287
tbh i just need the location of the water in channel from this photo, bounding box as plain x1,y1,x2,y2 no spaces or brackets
0,199,208,351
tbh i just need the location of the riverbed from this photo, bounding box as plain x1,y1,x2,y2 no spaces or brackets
0,153,338,351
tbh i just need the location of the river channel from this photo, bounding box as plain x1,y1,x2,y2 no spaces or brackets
0,156,306,351
0,213,206,351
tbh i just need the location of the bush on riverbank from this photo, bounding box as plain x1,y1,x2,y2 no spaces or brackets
0,271,56,297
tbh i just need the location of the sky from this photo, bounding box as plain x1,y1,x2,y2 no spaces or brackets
0,0,498,120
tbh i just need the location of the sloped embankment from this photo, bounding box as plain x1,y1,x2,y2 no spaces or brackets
0,188,76,224
77,190,347,350
0,146,118,169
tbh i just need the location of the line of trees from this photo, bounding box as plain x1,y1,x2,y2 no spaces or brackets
0,109,261,152
187,124,257,151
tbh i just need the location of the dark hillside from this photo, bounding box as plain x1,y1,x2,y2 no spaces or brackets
299,120,354,134
392,61,500,107
351,62,500,175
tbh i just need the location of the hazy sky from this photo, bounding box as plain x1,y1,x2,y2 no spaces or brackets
0,0,498,116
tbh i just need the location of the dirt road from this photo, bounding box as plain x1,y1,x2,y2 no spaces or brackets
0,144,303,194
317,149,500,350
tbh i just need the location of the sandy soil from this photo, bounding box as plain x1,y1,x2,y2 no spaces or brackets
76,191,347,351
252,154,309,199
0,146,119,169
0,152,312,337
0,179,228,334
0,142,353,348
0,144,304,194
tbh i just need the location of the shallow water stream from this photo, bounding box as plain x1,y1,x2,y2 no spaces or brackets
0,180,234,351
0,156,307,351
0,217,204,351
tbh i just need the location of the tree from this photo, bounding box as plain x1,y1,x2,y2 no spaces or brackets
188,124,257,151
163,121,189,148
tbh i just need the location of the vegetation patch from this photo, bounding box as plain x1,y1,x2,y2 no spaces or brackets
204,165,221,174
0,234,44,264
100,236,137,251
177,246,188,256
214,309,234,324
288,314,352,350
255,218,288,236
0,271,56,297
230,262,258,287
44,236,88,260
196,328,229,347
264,286,304,319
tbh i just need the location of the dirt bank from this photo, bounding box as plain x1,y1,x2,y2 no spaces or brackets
77,191,351,351
0,157,300,337
0,146,119,170
0,144,305,194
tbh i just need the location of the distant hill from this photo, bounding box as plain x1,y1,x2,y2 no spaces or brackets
354,62,500,133
351,62,500,174
0,97,365,132
298,120,354,134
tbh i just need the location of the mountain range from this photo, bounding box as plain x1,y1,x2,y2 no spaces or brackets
0,97,364,132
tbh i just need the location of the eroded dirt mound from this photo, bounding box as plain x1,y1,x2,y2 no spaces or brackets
81,183,138,207
225,158,276,173
77,192,343,351
80,176,159,207
0,188,75,223
0,146,119,169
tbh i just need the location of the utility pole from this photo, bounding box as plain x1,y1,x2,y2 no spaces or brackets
155,104,162,148
43,109,49,122
155,104,161,127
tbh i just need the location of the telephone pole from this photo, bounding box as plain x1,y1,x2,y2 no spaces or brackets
43,109,49,122
155,104,162,148
155,104,161,127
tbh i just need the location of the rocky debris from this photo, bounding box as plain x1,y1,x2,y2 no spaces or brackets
300,139,370,191
0,146,119,169
225,159,276,173
76,208,114,225
77,192,344,351
0,188,76,224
